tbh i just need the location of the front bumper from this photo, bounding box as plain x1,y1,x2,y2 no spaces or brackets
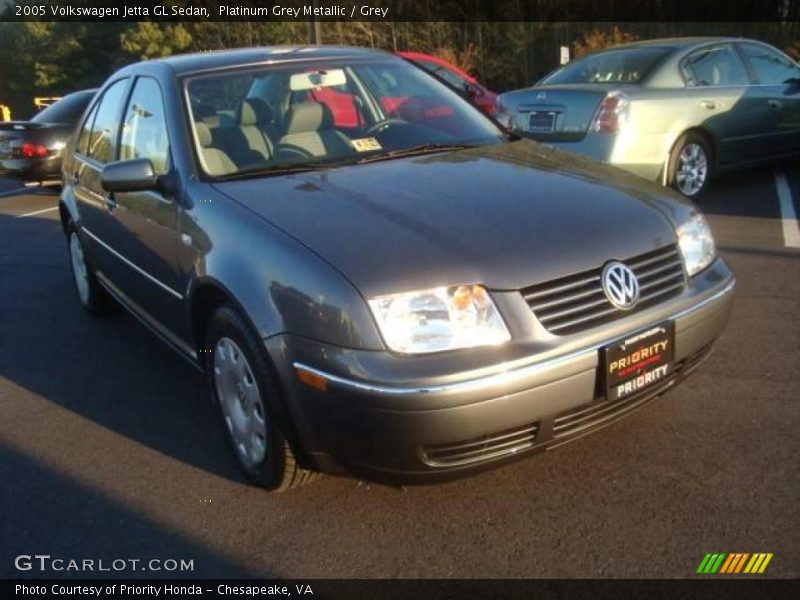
268,257,735,483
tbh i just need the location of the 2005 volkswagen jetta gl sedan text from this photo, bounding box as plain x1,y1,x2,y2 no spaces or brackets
59,46,736,491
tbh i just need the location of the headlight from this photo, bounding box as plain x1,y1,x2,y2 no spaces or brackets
677,213,716,277
368,284,511,354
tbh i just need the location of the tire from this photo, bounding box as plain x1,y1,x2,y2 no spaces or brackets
66,223,114,315
667,132,713,199
204,305,319,491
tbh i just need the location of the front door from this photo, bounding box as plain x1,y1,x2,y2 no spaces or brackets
108,76,184,335
72,78,130,277
738,42,800,157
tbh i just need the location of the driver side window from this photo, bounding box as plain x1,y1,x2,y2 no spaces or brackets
740,43,800,85
119,77,171,175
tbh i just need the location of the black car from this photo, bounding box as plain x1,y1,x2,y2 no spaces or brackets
59,47,735,492
0,89,96,182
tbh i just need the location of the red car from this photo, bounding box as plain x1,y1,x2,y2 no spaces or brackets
294,52,496,134
397,51,497,115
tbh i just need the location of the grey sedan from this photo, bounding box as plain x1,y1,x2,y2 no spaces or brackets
59,46,735,491
497,37,800,197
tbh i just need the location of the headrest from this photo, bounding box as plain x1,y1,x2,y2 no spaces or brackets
239,98,273,126
285,102,333,135
192,101,220,129
195,122,212,147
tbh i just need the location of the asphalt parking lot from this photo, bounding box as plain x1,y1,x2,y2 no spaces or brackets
0,164,798,579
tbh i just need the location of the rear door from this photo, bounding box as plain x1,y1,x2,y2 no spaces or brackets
71,78,130,276
679,43,759,164
737,42,800,157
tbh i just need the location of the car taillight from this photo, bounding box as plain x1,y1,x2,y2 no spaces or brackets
591,92,630,133
21,142,49,158
495,99,513,130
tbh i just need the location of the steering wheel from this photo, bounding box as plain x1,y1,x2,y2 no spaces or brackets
364,118,408,136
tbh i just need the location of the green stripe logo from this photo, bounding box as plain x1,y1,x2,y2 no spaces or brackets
697,553,727,573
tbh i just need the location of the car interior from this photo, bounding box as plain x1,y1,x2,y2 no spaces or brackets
186,62,497,178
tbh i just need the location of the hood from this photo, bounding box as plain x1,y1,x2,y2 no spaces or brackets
213,140,688,297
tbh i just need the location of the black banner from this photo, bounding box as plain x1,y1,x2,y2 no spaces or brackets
2,0,797,23
4,579,800,600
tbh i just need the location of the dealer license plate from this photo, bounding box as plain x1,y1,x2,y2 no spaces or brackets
529,111,556,132
603,322,674,402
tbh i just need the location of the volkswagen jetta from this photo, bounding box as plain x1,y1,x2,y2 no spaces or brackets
59,47,735,491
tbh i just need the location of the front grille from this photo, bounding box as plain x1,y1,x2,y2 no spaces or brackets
421,422,540,468
552,344,713,440
523,244,686,335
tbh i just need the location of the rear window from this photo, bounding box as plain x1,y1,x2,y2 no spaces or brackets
31,92,94,125
542,48,670,85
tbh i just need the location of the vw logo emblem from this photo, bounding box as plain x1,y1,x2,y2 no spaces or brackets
602,262,640,310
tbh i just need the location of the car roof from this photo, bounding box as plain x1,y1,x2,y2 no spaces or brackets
396,51,478,83
146,45,394,75
604,36,742,52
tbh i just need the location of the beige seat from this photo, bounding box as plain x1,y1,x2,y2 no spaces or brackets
227,98,278,167
278,102,353,160
195,122,236,176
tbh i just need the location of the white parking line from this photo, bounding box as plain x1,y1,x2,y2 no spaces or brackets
774,168,800,248
14,206,59,219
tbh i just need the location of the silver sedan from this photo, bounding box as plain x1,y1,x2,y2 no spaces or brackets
497,37,800,197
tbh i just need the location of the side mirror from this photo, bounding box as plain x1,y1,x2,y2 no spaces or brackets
101,158,158,193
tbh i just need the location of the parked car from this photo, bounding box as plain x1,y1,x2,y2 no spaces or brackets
0,89,96,182
398,51,498,115
60,46,735,491
497,37,800,197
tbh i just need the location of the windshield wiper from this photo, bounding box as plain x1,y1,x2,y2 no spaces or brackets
355,143,477,164
214,157,360,181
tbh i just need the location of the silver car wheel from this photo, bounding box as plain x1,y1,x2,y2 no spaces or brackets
69,232,91,306
213,337,268,468
676,142,708,197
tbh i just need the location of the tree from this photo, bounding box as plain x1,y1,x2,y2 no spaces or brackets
573,26,639,58
120,22,192,60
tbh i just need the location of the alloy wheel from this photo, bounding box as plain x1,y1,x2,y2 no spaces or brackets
675,142,708,197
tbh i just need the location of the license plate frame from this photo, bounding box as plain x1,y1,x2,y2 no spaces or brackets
529,111,556,132
603,322,675,402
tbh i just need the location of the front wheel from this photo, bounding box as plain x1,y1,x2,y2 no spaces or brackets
667,132,712,199
204,305,319,491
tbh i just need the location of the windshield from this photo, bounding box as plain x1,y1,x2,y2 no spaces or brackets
185,58,504,178
31,91,94,124
542,48,670,85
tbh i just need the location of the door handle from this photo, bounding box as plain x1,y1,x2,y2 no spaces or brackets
767,99,782,109
699,100,716,110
